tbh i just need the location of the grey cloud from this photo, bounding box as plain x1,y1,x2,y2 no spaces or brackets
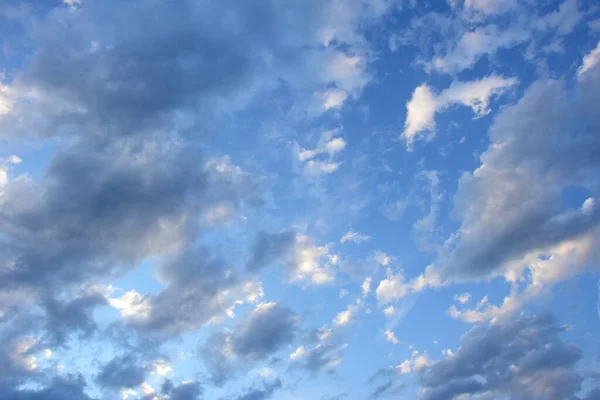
0,138,263,327
0,375,93,400
1,0,381,141
233,378,282,400
96,355,147,390
161,379,203,400
441,57,600,281
416,314,588,400
129,246,263,338
43,292,107,346
292,342,347,373
201,303,299,385
246,231,296,272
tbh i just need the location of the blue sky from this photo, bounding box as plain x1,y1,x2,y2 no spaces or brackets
1,0,600,399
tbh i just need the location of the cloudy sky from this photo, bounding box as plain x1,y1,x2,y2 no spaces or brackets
1,0,600,399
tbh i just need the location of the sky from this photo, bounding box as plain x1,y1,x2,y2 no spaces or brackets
0,0,600,399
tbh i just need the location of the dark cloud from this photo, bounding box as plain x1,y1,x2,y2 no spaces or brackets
0,140,261,294
161,379,203,400
43,291,107,346
233,378,282,400
246,231,296,272
0,0,391,397
201,303,299,385
441,56,600,281
0,0,378,142
415,314,586,400
96,355,147,390
0,375,93,400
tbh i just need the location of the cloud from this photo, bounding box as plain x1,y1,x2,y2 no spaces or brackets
122,247,264,337
232,379,282,400
160,379,203,400
246,231,297,272
376,266,442,304
0,142,263,311
43,290,107,346
333,299,361,327
454,293,471,304
578,40,600,78
384,329,398,345
402,76,517,148
246,231,337,285
369,379,406,399
340,231,371,244
290,342,348,372
295,129,348,176
461,0,519,16
201,302,299,385
322,88,350,110
399,0,584,75
415,314,587,400
361,277,372,297
0,375,93,400
96,355,147,390
438,59,600,283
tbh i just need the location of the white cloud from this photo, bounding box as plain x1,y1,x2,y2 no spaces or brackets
373,251,393,266
402,76,517,148
0,84,13,116
0,155,21,188
322,88,349,110
394,350,430,375
304,160,341,176
383,305,395,317
384,329,398,345
430,25,529,74
361,277,372,298
108,290,152,321
454,292,472,304
290,346,306,360
152,360,172,376
578,41,600,78
402,84,438,149
296,129,347,176
291,235,337,285
340,231,371,244
333,299,361,327
376,266,443,304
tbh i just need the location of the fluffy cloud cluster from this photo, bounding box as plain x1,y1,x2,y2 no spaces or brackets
415,314,594,400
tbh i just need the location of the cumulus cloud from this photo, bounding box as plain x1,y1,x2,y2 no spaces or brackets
415,314,587,400
376,266,442,304
96,355,147,390
160,379,203,400
201,302,299,385
438,60,600,283
402,76,517,148
246,231,338,285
